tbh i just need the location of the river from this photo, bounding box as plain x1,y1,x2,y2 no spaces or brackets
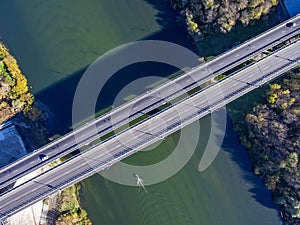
0,0,282,224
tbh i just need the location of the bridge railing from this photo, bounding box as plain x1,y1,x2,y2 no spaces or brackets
52,39,300,173
1,14,300,176
200,13,300,64
1,40,300,221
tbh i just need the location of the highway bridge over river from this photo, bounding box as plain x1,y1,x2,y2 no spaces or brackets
1,15,300,220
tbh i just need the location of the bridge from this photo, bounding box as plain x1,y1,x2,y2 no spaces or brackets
1,14,300,191
1,16,300,220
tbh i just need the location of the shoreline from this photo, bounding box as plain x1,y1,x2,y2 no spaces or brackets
0,0,294,224
233,67,300,224
165,1,297,224
0,40,93,224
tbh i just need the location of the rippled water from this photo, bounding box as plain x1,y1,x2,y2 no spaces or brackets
0,0,282,224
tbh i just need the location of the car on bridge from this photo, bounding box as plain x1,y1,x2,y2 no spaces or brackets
39,154,48,161
286,22,297,28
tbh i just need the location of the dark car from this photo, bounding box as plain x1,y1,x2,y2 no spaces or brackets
286,22,297,28
39,154,48,161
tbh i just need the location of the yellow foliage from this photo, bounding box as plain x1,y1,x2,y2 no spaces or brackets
0,102,8,108
0,41,35,122
3,55,29,96
289,98,296,104
269,83,281,91
281,102,288,109
20,93,34,106
268,93,277,104
282,89,290,95
0,43,8,58
270,0,278,5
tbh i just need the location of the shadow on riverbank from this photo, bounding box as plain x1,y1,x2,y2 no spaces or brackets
220,115,282,215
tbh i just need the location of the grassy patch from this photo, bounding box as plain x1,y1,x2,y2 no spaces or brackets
55,184,92,225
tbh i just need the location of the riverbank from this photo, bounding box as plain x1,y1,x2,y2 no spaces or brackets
164,0,297,223
55,183,92,225
166,0,285,55
0,41,92,224
0,41,49,150
234,67,300,224
0,42,33,124
0,1,286,224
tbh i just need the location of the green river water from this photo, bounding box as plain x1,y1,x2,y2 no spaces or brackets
0,0,282,224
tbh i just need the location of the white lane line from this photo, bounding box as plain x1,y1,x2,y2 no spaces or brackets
14,196,21,200
63,171,70,175
29,161,35,165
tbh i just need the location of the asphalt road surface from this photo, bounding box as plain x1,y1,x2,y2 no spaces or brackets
1,39,300,221
0,15,300,190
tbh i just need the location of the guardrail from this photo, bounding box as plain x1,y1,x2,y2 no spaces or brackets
1,39,300,221
1,13,300,185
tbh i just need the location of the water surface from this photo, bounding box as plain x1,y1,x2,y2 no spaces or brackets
0,1,282,224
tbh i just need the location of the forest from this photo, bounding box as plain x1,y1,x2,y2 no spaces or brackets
0,42,39,124
235,67,300,224
168,0,278,40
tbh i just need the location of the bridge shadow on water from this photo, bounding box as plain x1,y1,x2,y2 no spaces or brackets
34,0,281,219
35,0,196,136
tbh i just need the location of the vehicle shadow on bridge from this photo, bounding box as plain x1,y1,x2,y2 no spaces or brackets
219,115,282,213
